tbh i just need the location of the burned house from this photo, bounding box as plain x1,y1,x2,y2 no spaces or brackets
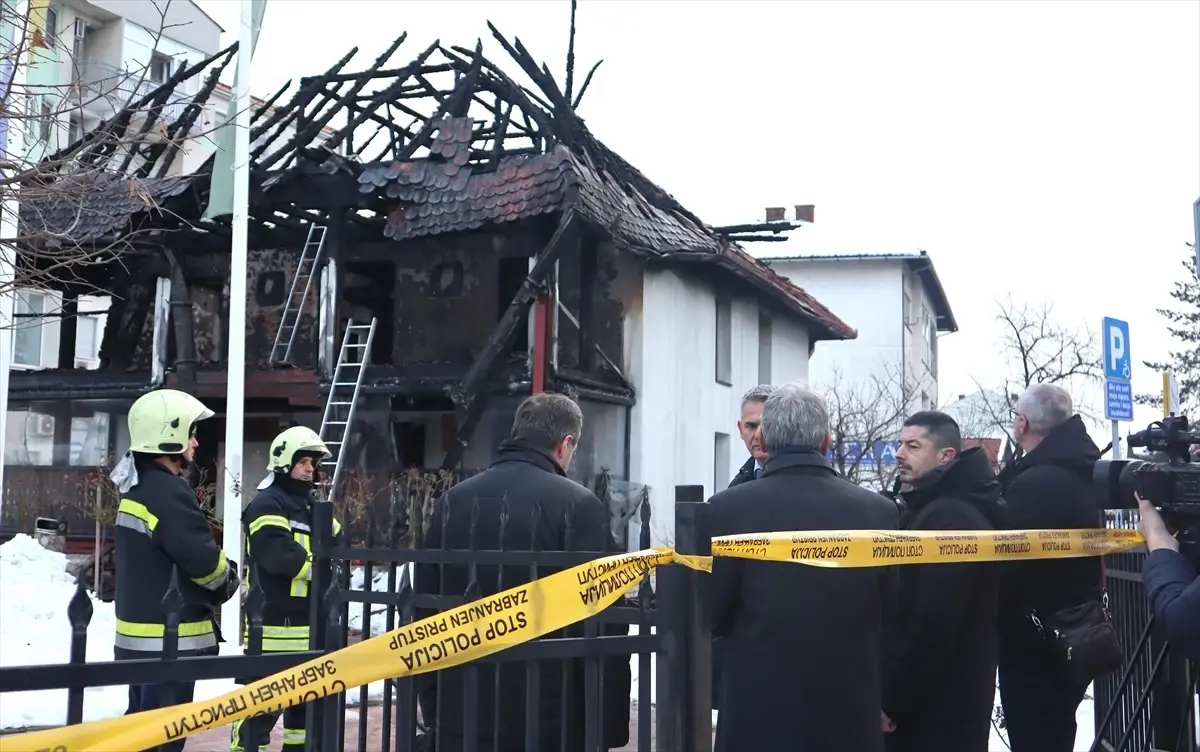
3,28,856,545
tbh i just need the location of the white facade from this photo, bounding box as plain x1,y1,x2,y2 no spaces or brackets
626,267,812,545
763,253,956,410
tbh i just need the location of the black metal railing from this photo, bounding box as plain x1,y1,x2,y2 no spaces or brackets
1092,520,1198,752
0,487,714,752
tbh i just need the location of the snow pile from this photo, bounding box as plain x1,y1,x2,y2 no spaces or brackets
346,563,411,638
0,535,239,730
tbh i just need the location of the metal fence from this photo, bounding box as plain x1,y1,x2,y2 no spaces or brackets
0,487,715,752
1092,516,1197,752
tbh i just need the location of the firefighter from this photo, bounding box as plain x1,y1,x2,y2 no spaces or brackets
231,425,341,752
110,388,239,749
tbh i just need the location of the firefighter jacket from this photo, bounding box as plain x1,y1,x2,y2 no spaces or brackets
114,460,235,657
242,476,342,652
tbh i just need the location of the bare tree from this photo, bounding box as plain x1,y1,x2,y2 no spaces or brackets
821,363,927,491
0,0,237,313
965,297,1102,457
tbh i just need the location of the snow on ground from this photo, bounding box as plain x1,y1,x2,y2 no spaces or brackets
0,537,388,730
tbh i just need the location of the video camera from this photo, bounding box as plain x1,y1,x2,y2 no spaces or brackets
1093,415,1200,556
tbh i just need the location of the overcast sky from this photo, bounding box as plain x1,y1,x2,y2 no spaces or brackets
195,0,1200,440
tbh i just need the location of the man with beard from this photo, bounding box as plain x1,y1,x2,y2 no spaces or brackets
231,426,341,752
882,411,1003,752
109,389,239,752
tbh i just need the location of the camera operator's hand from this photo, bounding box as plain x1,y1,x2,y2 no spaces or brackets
1137,492,1180,553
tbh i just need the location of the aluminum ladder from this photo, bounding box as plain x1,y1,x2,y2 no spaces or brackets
269,223,327,365
317,318,377,501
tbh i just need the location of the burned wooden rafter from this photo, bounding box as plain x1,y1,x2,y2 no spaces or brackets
725,235,789,243
40,44,235,173
265,35,416,172
143,48,238,179
249,46,363,162
387,44,484,166
441,211,579,472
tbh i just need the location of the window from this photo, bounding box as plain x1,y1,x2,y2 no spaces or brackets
67,114,83,146
4,409,56,465
921,391,931,411
714,432,731,495
921,304,934,368
903,288,913,331
70,412,110,465
37,96,53,142
149,52,172,83
715,296,732,385
757,313,772,384
12,291,48,368
44,5,59,48
75,315,101,367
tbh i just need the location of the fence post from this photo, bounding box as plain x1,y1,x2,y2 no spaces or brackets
1150,626,1195,752
655,486,713,752
307,501,337,752
65,579,93,725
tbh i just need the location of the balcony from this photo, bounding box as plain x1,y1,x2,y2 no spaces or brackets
71,59,191,123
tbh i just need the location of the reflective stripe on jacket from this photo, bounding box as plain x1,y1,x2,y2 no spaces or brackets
114,461,228,655
242,482,342,648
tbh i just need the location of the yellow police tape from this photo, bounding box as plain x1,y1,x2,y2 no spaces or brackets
0,527,1144,752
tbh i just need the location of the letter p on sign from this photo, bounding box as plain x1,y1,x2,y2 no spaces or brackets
1102,317,1131,382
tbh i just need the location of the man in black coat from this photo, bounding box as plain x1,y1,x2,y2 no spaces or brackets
713,384,774,710
883,411,1003,752
413,393,631,752
997,385,1105,752
710,382,900,752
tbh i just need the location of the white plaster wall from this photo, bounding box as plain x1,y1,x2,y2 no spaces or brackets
628,268,810,546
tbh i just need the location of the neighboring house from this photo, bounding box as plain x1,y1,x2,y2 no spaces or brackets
760,252,957,488
762,251,957,408
3,38,856,547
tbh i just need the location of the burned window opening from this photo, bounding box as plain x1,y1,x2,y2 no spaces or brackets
497,256,530,355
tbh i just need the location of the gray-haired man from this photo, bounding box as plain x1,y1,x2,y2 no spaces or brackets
710,382,900,751
728,385,774,488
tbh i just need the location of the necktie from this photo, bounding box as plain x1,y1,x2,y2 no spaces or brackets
754,468,762,479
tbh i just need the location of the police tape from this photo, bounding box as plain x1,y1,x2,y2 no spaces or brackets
0,527,1145,752
712,526,1146,567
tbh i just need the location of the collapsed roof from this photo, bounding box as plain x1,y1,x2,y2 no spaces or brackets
22,25,856,341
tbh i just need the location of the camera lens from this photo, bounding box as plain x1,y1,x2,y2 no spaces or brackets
1093,459,1143,511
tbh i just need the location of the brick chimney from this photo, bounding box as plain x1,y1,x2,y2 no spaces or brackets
795,205,815,223
765,207,786,222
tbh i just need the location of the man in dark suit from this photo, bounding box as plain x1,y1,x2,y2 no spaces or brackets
709,381,900,752
728,384,775,488
713,384,776,709
414,393,631,752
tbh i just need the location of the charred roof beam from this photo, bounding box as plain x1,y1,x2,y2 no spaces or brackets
276,35,427,171
143,47,238,179
249,45,363,163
